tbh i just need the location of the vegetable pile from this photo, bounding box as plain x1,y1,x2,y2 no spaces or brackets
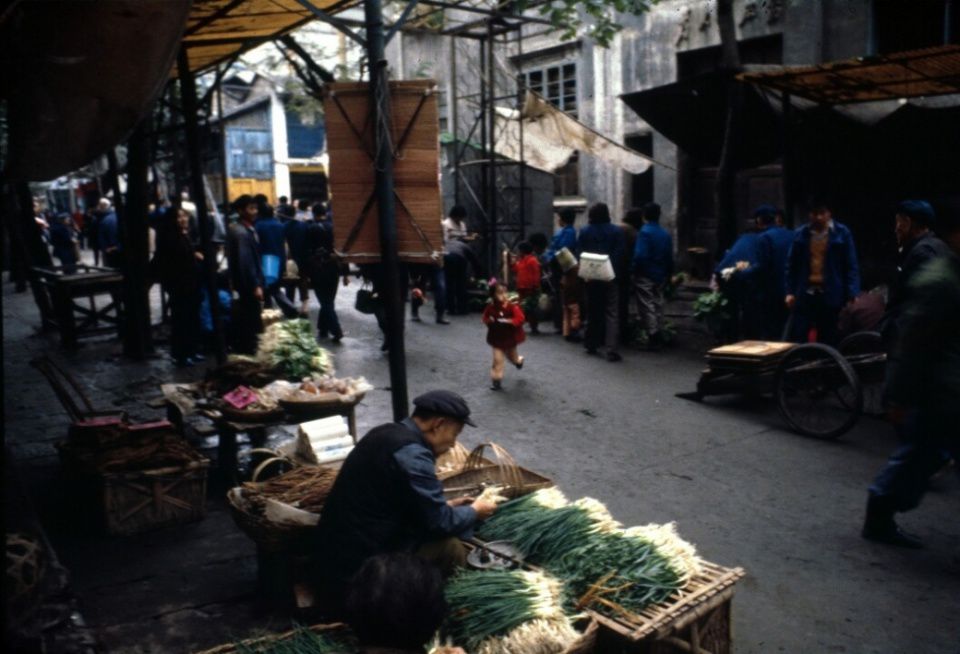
241,465,339,516
233,625,350,654
476,488,702,620
442,569,579,654
258,319,332,380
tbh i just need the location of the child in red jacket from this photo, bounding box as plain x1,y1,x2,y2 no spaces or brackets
511,241,542,334
482,281,525,391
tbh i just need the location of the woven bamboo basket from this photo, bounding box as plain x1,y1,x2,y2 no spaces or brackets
226,487,315,553
102,457,209,536
4,532,46,629
194,622,349,654
441,442,553,499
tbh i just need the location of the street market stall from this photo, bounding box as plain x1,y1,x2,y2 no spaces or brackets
216,441,745,654
32,264,124,350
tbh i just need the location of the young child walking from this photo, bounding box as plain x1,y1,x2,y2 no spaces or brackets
482,281,526,391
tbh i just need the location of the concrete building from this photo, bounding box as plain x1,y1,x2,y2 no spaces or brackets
386,0,958,279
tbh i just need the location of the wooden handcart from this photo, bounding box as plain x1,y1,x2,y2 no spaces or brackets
688,334,886,439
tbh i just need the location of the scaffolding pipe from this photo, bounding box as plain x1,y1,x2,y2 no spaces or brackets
177,46,227,364
365,0,409,420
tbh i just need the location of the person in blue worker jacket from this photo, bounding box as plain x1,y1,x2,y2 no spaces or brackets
750,205,795,340
578,203,625,361
254,201,298,318
632,202,673,350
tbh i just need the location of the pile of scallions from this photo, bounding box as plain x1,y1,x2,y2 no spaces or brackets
257,319,332,380
442,569,579,654
233,625,349,654
476,488,702,618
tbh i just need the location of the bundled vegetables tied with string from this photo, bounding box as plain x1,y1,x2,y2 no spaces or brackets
442,569,579,654
258,319,332,380
476,488,702,620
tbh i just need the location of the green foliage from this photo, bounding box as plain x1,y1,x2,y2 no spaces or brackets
234,625,349,654
259,319,332,380
693,291,730,340
517,0,660,47
442,570,545,650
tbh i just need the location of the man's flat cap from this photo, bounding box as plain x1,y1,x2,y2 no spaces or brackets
413,390,476,427
896,200,935,225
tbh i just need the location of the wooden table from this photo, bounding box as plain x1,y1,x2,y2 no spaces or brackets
33,264,124,349
161,383,361,486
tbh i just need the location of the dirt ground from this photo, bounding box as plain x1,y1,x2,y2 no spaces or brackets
3,274,958,653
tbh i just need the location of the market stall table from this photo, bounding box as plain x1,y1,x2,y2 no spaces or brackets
33,264,124,349
161,383,360,485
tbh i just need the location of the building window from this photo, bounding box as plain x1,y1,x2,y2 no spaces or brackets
226,127,274,180
523,62,579,196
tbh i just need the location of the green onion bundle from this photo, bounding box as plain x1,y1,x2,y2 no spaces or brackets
476,489,702,618
442,569,578,654
233,625,349,654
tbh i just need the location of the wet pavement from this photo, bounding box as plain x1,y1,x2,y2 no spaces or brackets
3,270,958,653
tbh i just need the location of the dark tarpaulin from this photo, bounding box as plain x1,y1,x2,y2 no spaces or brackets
1,0,191,182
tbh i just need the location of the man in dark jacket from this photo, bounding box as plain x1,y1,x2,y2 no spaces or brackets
714,224,761,342
255,204,299,318
632,202,673,349
863,210,960,548
444,238,482,316
99,202,122,269
311,390,497,612
881,200,950,350
306,202,344,342
784,203,860,345
49,213,79,273
226,195,264,354
752,205,794,340
578,203,625,361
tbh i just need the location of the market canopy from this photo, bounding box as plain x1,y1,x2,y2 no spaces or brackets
737,44,960,105
178,0,356,75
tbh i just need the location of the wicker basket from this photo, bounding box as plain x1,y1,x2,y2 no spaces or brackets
441,442,553,499
226,487,315,553
219,404,283,423
194,622,349,654
4,533,46,629
102,457,209,536
278,392,363,420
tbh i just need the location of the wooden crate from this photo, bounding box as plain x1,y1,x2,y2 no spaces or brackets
589,560,745,654
324,80,443,264
102,458,209,536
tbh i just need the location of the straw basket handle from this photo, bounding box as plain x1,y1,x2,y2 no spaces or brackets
462,442,525,495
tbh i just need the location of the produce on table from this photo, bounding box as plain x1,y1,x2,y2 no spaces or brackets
257,319,332,380
221,386,279,412
476,488,702,619
442,569,578,654
283,376,373,403
204,358,280,395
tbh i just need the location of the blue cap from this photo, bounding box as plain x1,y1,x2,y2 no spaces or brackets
896,200,935,225
413,390,476,427
754,204,778,219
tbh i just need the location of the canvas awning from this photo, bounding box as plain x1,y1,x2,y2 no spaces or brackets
495,91,667,175
738,44,960,105
0,0,355,181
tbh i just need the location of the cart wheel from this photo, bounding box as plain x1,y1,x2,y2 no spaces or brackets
838,331,885,416
775,343,862,439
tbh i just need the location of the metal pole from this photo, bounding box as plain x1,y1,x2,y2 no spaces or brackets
516,25,526,239
121,119,153,358
479,36,488,270
451,36,460,206
216,64,232,214
781,91,794,228
177,46,228,364
365,0,409,420
486,19,497,273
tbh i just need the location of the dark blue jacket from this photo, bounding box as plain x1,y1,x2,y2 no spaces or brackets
226,223,264,294
254,216,287,259
632,222,674,284
49,222,77,264
284,219,309,267
312,418,475,586
785,222,861,308
577,222,625,276
753,225,794,304
544,225,577,263
715,232,761,276
99,211,121,252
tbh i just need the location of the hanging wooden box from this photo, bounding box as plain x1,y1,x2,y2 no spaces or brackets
324,80,443,264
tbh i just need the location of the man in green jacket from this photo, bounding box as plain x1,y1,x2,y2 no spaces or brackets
862,210,960,548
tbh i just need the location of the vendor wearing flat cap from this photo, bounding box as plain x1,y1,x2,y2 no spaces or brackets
310,390,497,611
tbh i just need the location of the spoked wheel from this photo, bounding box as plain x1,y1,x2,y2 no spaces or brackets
838,331,886,416
775,343,863,439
